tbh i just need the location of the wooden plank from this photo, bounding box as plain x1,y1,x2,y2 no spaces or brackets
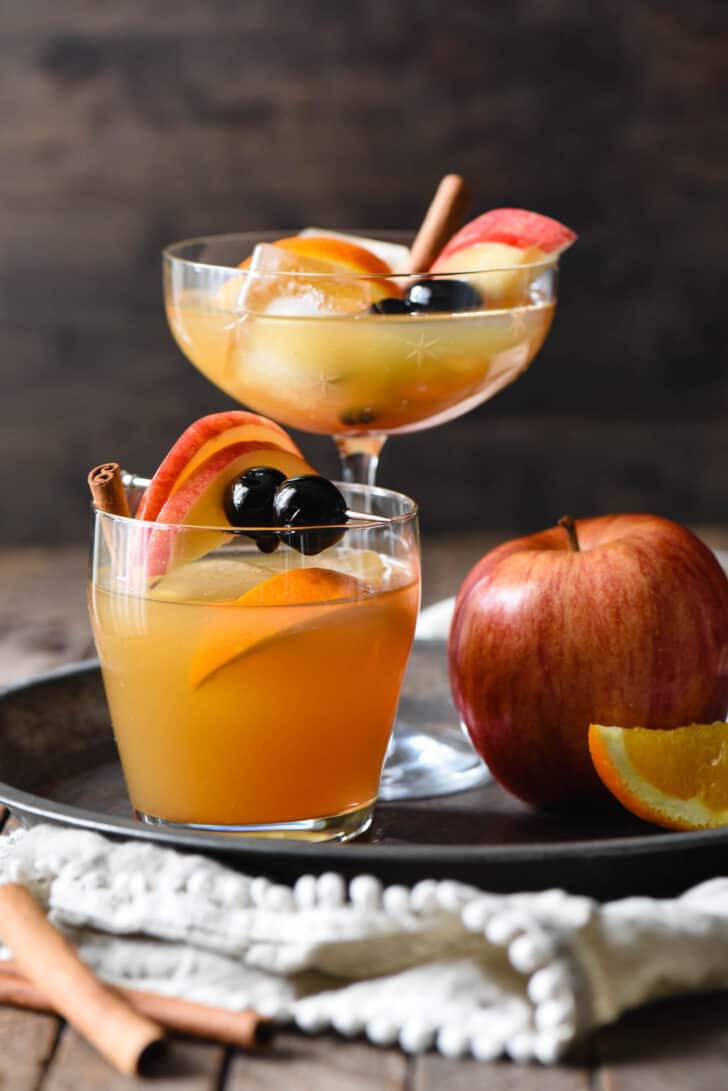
225,1031,407,1091
0,1008,58,1091
40,1029,225,1091
413,1051,590,1090
595,991,728,1089
0,546,94,687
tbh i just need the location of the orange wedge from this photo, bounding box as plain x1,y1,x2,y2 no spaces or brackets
236,567,364,606
239,235,393,276
589,721,728,829
190,568,365,688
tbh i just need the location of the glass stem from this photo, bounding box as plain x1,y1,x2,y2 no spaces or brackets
334,434,387,486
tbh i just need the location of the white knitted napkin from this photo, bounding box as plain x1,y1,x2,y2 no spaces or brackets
2,825,728,1064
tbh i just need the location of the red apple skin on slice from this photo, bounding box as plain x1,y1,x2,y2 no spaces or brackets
145,442,314,579
432,208,578,269
136,412,301,521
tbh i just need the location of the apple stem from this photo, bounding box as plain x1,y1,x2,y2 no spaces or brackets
558,514,581,552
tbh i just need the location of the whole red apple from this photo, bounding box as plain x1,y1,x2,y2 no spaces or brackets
448,515,728,807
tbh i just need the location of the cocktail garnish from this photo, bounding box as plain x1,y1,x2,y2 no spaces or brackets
368,297,411,315
188,567,368,688
273,475,348,555
236,243,395,317
370,277,483,316
87,463,130,518
338,407,379,425
406,173,472,274
135,411,301,522
407,278,482,312
224,465,287,553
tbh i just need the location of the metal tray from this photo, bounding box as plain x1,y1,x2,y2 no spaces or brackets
0,643,723,900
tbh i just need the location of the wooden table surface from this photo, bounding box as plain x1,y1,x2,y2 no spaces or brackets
2,533,728,1089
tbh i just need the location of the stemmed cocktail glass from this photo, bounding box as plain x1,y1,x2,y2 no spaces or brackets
163,229,560,800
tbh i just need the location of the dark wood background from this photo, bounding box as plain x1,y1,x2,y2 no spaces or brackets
2,1,727,545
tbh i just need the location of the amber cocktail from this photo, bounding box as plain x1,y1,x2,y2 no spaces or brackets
162,217,571,802
89,481,419,841
165,231,555,445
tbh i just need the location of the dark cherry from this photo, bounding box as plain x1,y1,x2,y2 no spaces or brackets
369,297,411,315
406,278,482,312
339,406,378,427
252,532,280,554
223,466,286,553
273,475,348,555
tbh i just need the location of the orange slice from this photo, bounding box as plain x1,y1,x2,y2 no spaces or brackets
589,721,728,830
239,235,393,277
236,567,363,606
190,568,365,687
235,239,400,314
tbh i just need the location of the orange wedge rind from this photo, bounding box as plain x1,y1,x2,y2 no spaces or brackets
236,567,364,607
238,235,393,277
589,721,728,830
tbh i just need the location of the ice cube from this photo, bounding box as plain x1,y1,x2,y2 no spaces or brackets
216,273,249,312
219,547,390,590
237,244,375,317
299,228,411,274
319,548,389,584
150,555,273,604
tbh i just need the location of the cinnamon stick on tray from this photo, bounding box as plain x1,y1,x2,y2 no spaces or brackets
0,962,273,1050
0,883,164,1076
406,173,472,274
88,462,130,518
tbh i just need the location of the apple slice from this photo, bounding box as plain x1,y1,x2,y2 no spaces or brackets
431,208,577,305
136,412,301,522
145,441,314,579
189,567,366,688
434,208,577,266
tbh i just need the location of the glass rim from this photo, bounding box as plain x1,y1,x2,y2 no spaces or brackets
93,478,419,535
162,230,561,279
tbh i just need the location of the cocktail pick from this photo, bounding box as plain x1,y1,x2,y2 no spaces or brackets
344,508,401,525
121,472,403,527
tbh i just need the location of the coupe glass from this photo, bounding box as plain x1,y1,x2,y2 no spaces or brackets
89,479,419,842
163,230,560,800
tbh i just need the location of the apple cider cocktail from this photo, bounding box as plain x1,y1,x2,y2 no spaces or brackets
89,450,419,841
165,230,558,438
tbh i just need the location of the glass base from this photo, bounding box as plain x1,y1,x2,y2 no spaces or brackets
135,799,374,843
378,720,491,801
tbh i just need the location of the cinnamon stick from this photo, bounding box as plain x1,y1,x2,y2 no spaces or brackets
0,964,273,1049
0,883,164,1075
87,462,130,518
406,173,472,274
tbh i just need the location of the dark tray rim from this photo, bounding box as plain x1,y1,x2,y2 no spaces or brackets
1,658,727,870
